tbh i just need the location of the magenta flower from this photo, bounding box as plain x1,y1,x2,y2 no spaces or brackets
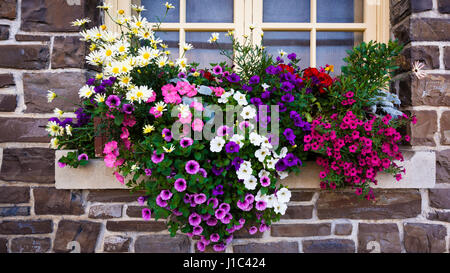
189,213,202,226
245,194,255,204
219,203,230,213
156,195,168,207
114,171,124,184
221,213,232,224
260,176,270,187
174,178,187,192
185,160,200,174
210,233,220,242
214,208,226,220
206,217,218,226
160,190,173,201
249,226,258,235
144,169,152,176
78,153,88,161
196,241,206,252
255,200,267,211
137,196,147,206
180,137,193,148
105,95,121,108
213,243,226,252
212,65,223,75
198,168,207,178
57,161,67,168
193,225,203,235
194,193,207,204
151,151,165,164
207,198,219,208
225,141,239,153
191,118,204,132
141,208,151,221
162,128,173,142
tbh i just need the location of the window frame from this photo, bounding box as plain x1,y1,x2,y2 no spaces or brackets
105,0,390,68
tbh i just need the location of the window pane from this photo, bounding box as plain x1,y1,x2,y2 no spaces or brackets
155,31,179,59
263,0,310,23
186,0,233,23
263,31,310,68
316,32,363,74
317,0,363,23
185,32,232,69
141,0,180,23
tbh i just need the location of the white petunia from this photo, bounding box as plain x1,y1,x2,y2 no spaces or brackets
276,187,291,203
237,165,253,181
277,171,289,180
233,91,248,106
273,147,288,159
265,194,276,208
255,147,270,162
260,136,273,149
249,132,262,146
261,83,270,90
273,200,288,215
243,175,258,190
266,157,278,170
258,169,270,178
240,105,256,120
230,134,245,148
210,136,225,152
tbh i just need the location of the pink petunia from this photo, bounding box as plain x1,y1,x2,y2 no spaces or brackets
191,118,204,132
114,171,125,184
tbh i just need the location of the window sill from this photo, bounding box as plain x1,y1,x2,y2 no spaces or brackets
55,150,436,190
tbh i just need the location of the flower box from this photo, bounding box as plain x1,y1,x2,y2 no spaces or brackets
55,149,436,190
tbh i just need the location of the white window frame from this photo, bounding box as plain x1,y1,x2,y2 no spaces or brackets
105,0,390,67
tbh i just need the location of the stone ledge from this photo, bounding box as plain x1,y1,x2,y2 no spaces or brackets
55,150,436,190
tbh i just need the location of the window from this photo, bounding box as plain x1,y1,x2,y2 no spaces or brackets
105,0,389,72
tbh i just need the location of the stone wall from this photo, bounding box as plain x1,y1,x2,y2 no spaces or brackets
0,0,449,253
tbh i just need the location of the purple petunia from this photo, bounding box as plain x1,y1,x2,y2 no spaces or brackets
226,73,240,83
275,159,288,172
219,203,230,213
212,65,223,75
284,153,301,167
141,208,151,220
281,93,294,103
122,104,134,114
260,176,271,187
249,226,258,235
211,166,224,176
198,168,207,178
160,190,173,201
105,95,121,108
178,72,187,78
256,200,267,211
174,178,187,192
162,128,173,142
287,52,297,60
144,169,152,176
193,226,203,236
225,141,239,153
188,213,202,226
207,198,219,208
231,157,244,170
185,160,200,174
221,213,233,224
151,151,165,164
194,193,207,204
280,81,295,92
214,208,226,220
180,137,193,148
249,75,260,85
283,128,296,144
210,233,220,242
206,217,218,226
212,184,224,196
156,195,168,207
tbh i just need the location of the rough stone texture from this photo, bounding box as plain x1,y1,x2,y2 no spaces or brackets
404,223,447,253
440,112,450,145
87,190,144,203
429,189,450,209
0,94,17,112
290,191,314,201
390,0,433,25
126,206,147,218
89,204,122,219
303,239,355,253
0,0,17,20
234,241,299,253
335,223,353,235
0,238,7,253
15,34,51,42
0,220,52,235
436,150,450,184
0,45,49,70
0,74,14,88
52,36,86,68
34,188,84,215
135,235,191,253
393,18,450,44
103,236,131,253
232,227,264,239
0,148,54,183
0,118,50,143
445,46,450,70
271,224,331,237
0,25,9,40
10,237,51,253
399,46,440,71
281,205,313,219
0,206,30,217
438,0,450,13
394,74,450,107
0,187,29,204
106,221,167,232
21,0,99,32
428,211,450,222
23,72,85,113
317,190,421,219
53,220,101,253
409,110,437,146
358,223,401,253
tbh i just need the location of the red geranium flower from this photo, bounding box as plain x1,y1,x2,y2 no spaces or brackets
278,64,294,74
303,67,319,78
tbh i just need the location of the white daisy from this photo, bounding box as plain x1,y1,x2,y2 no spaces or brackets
78,85,94,99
